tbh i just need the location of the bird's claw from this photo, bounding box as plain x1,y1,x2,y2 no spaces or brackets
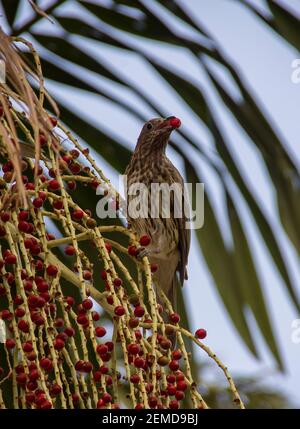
136,247,149,261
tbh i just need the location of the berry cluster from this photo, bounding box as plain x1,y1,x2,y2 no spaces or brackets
0,32,243,410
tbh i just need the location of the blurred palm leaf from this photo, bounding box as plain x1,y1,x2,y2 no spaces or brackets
201,364,294,409
3,0,300,369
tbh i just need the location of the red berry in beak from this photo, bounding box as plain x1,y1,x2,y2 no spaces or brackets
169,117,181,128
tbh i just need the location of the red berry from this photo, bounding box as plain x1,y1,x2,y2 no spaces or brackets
102,393,112,404
149,396,158,408
176,380,187,391
67,180,76,191
26,392,35,403
49,116,58,127
169,399,179,409
93,371,102,382
2,161,13,172
83,270,92,280
14,295,24,305
169,313,180,324
129,318,139,328
15,364,24,374
54,338,65,350
83,361,93,373
71,393,79,404
97,399,105,409
40,358,53,371
101,353,111,362
105,341,114,352
167,374,176,384
99,365,109,374
30,244,41,255
18,319,29,333
53,199,63,210
106,295,113,305
72,209,84,220
82,298,93,310
96,344,108,356
1,309,12,320
172,350,182,360
130,374,140,384
23,342,33,353
46,265,58,276
128,245,138,257
37,281,49,293
175,390,184,400
114,306,125,316
75,360,85,372
29,369,40,381
92,311,100,321
195,328,207,339
50,384,62,396
169,117,181,128
139,235,151,246
0,212,10,222
70,149,79,159
48,179,60,191
169,360,179,372
5,339,16,349
77,314,88,326
65,245,76,256
16,373,27,384
5,272,14,284
167,384,177,396
134,306,145,318
63,327,74,338
18,210,29,221
4,253,17,264
33,197,43,208
134,330,142,341
105,242,112,253
65,296,74,307
127,343,140,355
113,277,122,288
150,263,158,273
95,327,106,338
54,318,64,328
28,295,39,308
40,400,52,409
134,357,145,368
39,132,47,146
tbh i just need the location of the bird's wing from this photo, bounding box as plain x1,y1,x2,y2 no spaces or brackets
176,185,191,284
168,166,191,285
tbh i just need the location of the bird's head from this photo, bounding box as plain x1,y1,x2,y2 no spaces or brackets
136,116,181,154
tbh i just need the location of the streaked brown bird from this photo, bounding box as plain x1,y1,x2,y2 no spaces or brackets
125,116,190,310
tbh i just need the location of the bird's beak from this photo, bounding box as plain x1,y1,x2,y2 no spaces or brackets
158,116,181,131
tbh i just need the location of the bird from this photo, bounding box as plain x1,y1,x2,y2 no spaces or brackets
125,116,190,311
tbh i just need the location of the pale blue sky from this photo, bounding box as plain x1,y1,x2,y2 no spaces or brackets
1,0,299,405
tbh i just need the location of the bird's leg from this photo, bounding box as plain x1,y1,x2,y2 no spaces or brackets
136,246,149,260
136,223,176,261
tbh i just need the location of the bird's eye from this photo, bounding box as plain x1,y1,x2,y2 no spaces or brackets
146,123,153,130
